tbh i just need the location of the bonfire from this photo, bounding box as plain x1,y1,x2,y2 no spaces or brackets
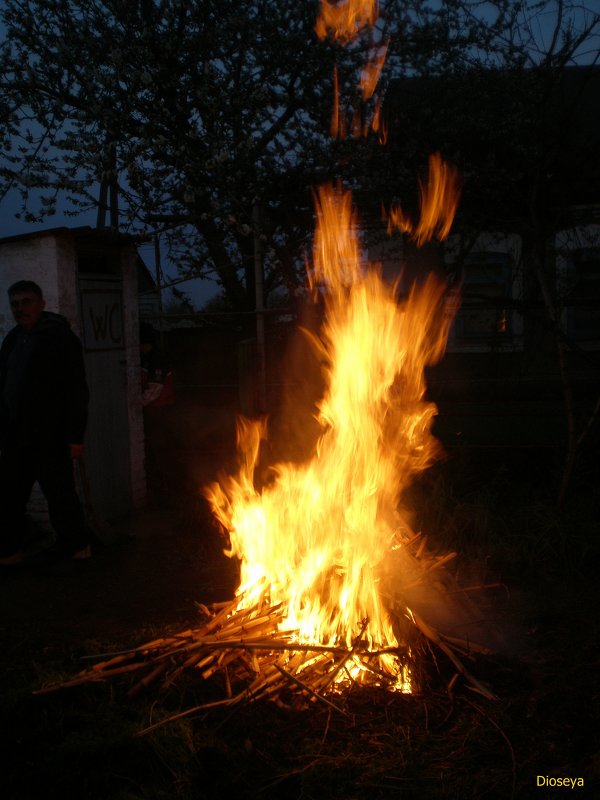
37,178,496,725
36,1,498,726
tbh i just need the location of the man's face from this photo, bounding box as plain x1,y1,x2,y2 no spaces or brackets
9,291,46,330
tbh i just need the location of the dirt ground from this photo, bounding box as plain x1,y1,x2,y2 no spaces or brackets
0,504,237,643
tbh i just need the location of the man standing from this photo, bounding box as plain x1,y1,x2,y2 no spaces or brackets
0,280,90,565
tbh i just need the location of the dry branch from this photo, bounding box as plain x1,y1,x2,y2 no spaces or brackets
34,532,498,720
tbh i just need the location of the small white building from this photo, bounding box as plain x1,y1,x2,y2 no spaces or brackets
0,226,146,522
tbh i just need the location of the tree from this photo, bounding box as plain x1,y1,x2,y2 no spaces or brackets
4,0,598,499
0,0,528,312
0,0,348,310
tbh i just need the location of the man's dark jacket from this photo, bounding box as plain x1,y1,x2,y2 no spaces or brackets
0,312,89,448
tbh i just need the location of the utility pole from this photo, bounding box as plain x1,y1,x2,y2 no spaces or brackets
96,138,119,231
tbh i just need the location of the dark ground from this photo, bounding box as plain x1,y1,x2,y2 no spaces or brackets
0,425,599,800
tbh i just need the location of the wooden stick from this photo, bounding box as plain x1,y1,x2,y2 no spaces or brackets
137,691,250,737
319,619,369,693
410,611,497,701
273,663,349,716
34,661,155,694
127,661,170,698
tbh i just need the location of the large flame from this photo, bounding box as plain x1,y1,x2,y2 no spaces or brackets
316,0,379,43
205,181,458,687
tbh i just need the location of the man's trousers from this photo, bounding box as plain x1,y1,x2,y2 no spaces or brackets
0,444,88,557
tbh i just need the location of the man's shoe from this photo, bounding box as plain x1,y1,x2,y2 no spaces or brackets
30,542,91,564
71,545,91,560
0,550,26,567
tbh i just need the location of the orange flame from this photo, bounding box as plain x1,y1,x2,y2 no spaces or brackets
371,97,387,143
385,205,413,237
319,2,387,141
316,0,379,43
360,41,388,100
414,152,461,245
385,153,460,245
311,182,362,292
205,184,458,687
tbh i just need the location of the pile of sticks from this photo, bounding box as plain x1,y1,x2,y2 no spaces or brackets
35,533,498,727
36,599,404,706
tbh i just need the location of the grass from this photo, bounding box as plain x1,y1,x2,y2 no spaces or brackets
408,450,600,582
3,652,596,800
1,674,520,799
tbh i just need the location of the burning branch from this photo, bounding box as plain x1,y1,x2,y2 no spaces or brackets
35,524,497,728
